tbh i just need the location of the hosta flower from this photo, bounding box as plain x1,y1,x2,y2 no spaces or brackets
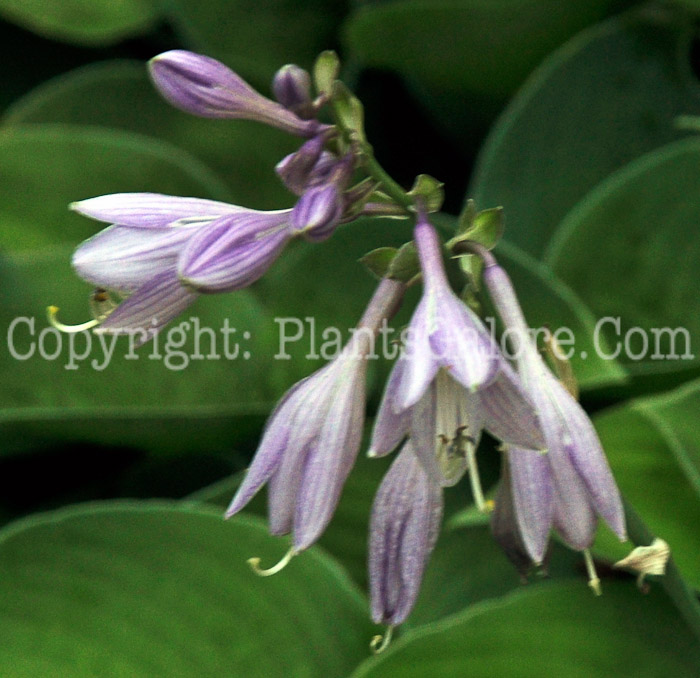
149,50,326,138
69,193,295,336
482,258,627,569
370,216,544,494
369,442,443,629
227,278,406,560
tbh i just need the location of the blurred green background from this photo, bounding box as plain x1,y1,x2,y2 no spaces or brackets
0,0,699,675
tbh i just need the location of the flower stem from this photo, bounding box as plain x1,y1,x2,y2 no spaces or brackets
623,497,700,644
358,143,414,211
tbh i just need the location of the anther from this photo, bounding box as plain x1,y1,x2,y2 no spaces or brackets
247,548,296,577
369,626,393,654
583,549,602,596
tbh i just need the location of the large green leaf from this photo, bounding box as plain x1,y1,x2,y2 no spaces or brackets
0,124,231,252
470,8,697,256
0,0,158,45
351,581,700,677
166,0,346,88
343,0,623,133
546,138,700,380
3,62,298,210
0,502,373,677
593,380,700,589
189,451,394,590
0,248,287,456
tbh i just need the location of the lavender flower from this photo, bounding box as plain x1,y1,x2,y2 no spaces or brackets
370,216,544,493
482,257,627,569
66,193,294,336
227,278,406,561
149,50,325,137
369,442,443,629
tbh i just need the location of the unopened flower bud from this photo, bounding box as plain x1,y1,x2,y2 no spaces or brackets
276,136,326,195
272,64,314,118
291,184,343,241
149,50,321,137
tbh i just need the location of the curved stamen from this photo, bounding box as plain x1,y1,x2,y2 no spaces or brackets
583,549,602,596
370,626,394,655
247,548,295,577
47,306,100,333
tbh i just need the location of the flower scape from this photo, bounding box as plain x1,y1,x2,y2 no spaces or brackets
54,48,632,652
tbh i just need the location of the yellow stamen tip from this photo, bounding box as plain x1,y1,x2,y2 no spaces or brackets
247,548,296,577
370,626,393,655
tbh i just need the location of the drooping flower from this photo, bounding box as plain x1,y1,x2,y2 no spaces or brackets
369,441,443,629
482,257,627,567
67,193,295,337
149,50,326,138
370,216,545,495
226,278,406,558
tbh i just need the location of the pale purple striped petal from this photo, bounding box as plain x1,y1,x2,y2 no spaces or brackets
149,50,320,137
96,269,198,337
265,367,341,535
397,297,439,409
429,290,500,392
178,211,292,292
293,361,367,550
551,377,626,541
491,459,535,577
479,361,545,450
72,225,193,293
508,446,554,564
225,375,313,518
369,359,411,457
550,458,598,551
369,442,443,626
292,184,343,241
70,193,243,227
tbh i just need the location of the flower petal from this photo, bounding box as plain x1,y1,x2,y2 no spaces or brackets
226,375,314,518
178,211,292,292
508,446,554,564
71,193,243,227
550,377,626,541
429,290,500,391
293,360,367,551
369,442,443,626
369,359,411,457
397,297,439,409
72,225,193,293
96,269,197,338
479,361,545,450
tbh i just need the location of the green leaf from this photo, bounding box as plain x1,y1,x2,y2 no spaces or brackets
0,124,231,252
0,247,289,457
314,50,341,97
470,9,697,255
166,0,345,88
360,247,399,280
0,502,373,677
407,520,582,627
0,0,157,45
351,581,700,677
3,62,297,209
593,380,700,589
545,138,700,380
188,444,393,590
494,241,627,391
343,0,621,107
